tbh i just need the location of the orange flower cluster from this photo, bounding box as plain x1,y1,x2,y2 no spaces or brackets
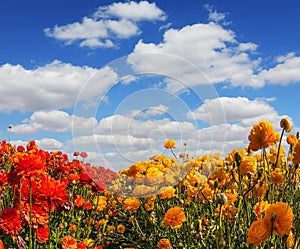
247,202,294,247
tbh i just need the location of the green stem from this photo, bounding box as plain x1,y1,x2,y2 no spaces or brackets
170,148,178,160
29,179,33,249
275,128,284,168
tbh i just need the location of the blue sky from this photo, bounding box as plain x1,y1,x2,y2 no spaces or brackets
1,0,300,171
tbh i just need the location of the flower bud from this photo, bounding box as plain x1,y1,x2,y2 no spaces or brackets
280,118,292,132
216,193,228,205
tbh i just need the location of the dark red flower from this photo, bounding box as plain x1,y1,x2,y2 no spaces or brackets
0,207,22,236
79,172,91,185
17,145,25,152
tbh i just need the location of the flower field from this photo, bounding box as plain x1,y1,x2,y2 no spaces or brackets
0,118,300,248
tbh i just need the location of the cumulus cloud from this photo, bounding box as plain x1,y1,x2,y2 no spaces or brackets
72,134,153,150
10,110,98,134
127,22,264,91
0,61,118,112
127,18,300,90
95,114,197,138
257,52,300,85
94,1,166,21
131,104,169,118
187,97,278,124
45,1,166,48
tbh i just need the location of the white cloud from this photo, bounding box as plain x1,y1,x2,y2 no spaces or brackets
0,61,118,112
79,38,114,49
11,110,98,135
128,22,263,91
94,1,166,21
132,104,169,118
72,134,153,150
237,42,258,52
10,124,36,135
106,19,140,38
257,53,300,85
38,138,64,151
45,1,166,48
204,4,227,24
187,97,278,124
96,114,197,138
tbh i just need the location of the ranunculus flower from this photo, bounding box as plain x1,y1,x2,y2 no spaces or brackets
157,238,172,249
247,218,272,247
164,140,176,149
248,120,279,151
61,235,77,249
292,139,300,164
123,197,140,213
239,156,257,176
36,225,49,244
164,206,187,229
265,202,294,237
0,207,22,236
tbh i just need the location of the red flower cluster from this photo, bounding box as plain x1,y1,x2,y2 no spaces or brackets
0,140,117,247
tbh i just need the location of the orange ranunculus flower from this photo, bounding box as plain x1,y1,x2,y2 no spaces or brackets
162,157,172,168
35,174,69,212
123,197,140,213
157,238,172,249
164,206,187,229
225,149,246,165
287,134,297,147
253,182,268,200
280,118,292,132
253,201,270,219
270,168,284,186
265,202,294,237
36,225,49,244
0,239,4,249
21,203,49,228
13,151,46,177
0,207,22,236
93,196,107,212
292,139,300,164
247,218,272,247
239,156,257,176
164,140,176,149
248,120,280,151
61,235,77,249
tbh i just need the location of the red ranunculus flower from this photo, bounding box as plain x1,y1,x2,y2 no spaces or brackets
36,225,49,243
0,207,22,236
35,174,69,211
